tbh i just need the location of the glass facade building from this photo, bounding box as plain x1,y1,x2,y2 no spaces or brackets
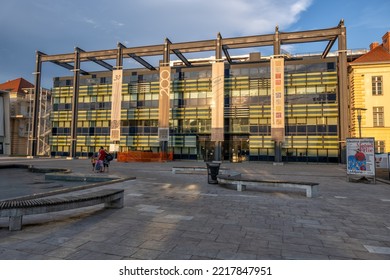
50,55,340,163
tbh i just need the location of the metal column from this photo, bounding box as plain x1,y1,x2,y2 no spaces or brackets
212,33,224,162
109,43,125,155
117,43,124,69
70,48,80,158
31,51,42,157
158,38,171,159
337,20,348,163
273,26,283,163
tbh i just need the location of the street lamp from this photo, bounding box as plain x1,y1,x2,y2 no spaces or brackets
353,107,367,138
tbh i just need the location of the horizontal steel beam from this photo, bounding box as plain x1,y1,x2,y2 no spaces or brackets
38,22,344,69
41,53,74,62
76,47,114,71
122,45,165,57
279,27,341,44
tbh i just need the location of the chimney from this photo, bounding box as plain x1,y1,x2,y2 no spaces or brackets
370,42,379,50
382,32,390,52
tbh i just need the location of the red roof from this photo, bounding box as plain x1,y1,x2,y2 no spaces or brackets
0,78,34,93
352,44,390,64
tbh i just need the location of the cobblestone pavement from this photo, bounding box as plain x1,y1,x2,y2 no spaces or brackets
0,157,390,260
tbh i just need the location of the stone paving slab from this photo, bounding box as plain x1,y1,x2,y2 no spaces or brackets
0,157,390,260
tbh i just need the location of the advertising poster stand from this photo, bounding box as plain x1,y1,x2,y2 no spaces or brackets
375,152,389,180
346,138,376,184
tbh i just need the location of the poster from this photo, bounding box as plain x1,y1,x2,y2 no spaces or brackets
375,153,388,169
270,57,285,141
110,69,123,141
346,138,375,176
211,62,224,142
159,66,171,130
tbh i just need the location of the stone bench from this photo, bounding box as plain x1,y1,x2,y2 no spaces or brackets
0,189,124,231
217,174,318,198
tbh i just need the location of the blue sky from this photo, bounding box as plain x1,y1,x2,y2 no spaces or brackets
1,0,389,88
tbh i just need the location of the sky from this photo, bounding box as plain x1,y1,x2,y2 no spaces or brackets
0,0,389,88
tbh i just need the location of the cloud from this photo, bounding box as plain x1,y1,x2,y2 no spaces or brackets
83,18,98,26
0,0,314,86
111,20,125,27
99,0,314,43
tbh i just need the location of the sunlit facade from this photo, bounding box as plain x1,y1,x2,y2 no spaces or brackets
29,22,350,162
349,32,390,153
50,54,340,162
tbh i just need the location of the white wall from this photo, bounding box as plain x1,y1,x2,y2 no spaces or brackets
0,91,11,155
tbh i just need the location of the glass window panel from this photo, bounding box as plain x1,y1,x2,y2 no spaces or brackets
372,76,383,95
259,88,268,96
250,89,259,96
286,87,296,95
296,87,306,94
232,90,240,97
306,87,316,94
317,86,326,93
241,90,249,96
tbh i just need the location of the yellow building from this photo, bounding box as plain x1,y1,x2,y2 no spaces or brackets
349,32,390,153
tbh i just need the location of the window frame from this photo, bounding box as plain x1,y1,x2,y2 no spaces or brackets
373,106,384,127
372,76,383,96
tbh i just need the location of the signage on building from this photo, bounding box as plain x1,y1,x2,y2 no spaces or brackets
109,143,119,152
159,66,171,138
346,138,376,176
270,57,285,142
110,69,123,141
211,62,224,142
158,128,169,142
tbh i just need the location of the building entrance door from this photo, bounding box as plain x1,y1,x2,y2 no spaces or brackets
224,135,249,162
198,136,214,161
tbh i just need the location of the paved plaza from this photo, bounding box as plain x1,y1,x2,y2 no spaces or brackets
0,156,390,260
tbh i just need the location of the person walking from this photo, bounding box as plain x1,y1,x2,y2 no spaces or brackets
103,157,110,172
91,152,98,171
96,146,107,172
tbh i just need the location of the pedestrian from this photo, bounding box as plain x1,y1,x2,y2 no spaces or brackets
103,158,109,172
96,146,107,172
91,152,98,171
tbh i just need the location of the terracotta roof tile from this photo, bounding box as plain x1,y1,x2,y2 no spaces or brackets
0,78,34,93
352,44,390,64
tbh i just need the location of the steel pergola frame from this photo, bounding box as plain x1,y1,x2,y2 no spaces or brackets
31,20,348,159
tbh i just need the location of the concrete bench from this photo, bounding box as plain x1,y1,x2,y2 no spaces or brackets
172,166,229,174
217,175,318,198
0,189,124,231
172,166,207,174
